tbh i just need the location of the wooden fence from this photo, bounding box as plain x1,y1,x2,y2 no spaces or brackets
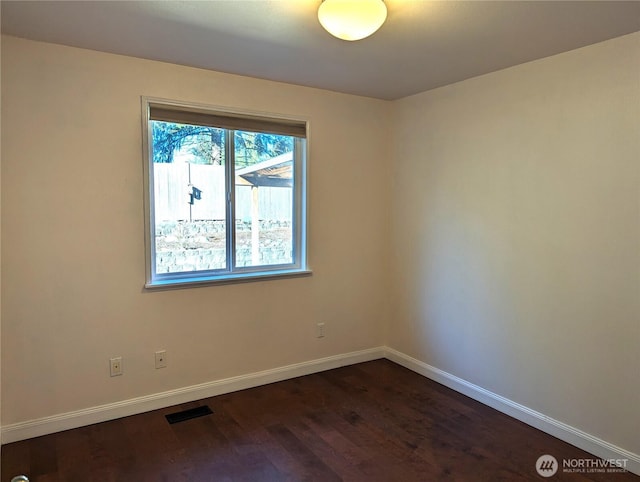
153,163,292,222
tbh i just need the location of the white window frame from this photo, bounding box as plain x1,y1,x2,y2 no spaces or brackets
141,97,310,289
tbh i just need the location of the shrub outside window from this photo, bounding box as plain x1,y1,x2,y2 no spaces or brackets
142,98,309,288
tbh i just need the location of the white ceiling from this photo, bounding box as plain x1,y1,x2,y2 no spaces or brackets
2,1,639,100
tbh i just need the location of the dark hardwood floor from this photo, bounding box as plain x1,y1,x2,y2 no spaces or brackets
2,359,637,481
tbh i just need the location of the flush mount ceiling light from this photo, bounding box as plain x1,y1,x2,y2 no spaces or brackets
318,0,387,41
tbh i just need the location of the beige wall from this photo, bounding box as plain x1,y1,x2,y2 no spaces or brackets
0,35,391,424
2,30,639,462
0,29,3,469
390,32,640,455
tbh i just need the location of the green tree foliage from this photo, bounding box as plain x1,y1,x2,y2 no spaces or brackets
233,131,293,167
152,122,223,164
152,121,293,167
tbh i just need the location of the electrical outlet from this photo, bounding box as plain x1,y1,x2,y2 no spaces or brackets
110,357,123,377
155,350,167,369
316,322,325,338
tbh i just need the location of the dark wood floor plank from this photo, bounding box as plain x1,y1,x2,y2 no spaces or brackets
346,361,609,481
266,423,342,482
28,433,58,478
304,407,424,481
53,425,91,480
222,400,325,481
285,418,365,480
2,359,638,481
208,403,286,481
1,439,31,480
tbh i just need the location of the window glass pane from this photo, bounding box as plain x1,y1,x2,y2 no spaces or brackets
152,121,227,274
234,131,294,267
144,99,308,288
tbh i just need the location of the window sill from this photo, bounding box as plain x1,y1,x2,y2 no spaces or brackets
144,269,312,291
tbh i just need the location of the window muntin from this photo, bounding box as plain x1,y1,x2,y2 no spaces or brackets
143,98,308,288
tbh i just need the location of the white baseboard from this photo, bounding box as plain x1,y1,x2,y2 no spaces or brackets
3,345,638,477
1,347,385,444
383,347,640,477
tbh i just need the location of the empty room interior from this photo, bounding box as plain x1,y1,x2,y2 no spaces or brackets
1,0,639,480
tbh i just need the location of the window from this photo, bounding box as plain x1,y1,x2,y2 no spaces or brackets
142,98,309,288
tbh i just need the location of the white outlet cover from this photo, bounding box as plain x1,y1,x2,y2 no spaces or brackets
110,357,123,377
155,350,167,369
